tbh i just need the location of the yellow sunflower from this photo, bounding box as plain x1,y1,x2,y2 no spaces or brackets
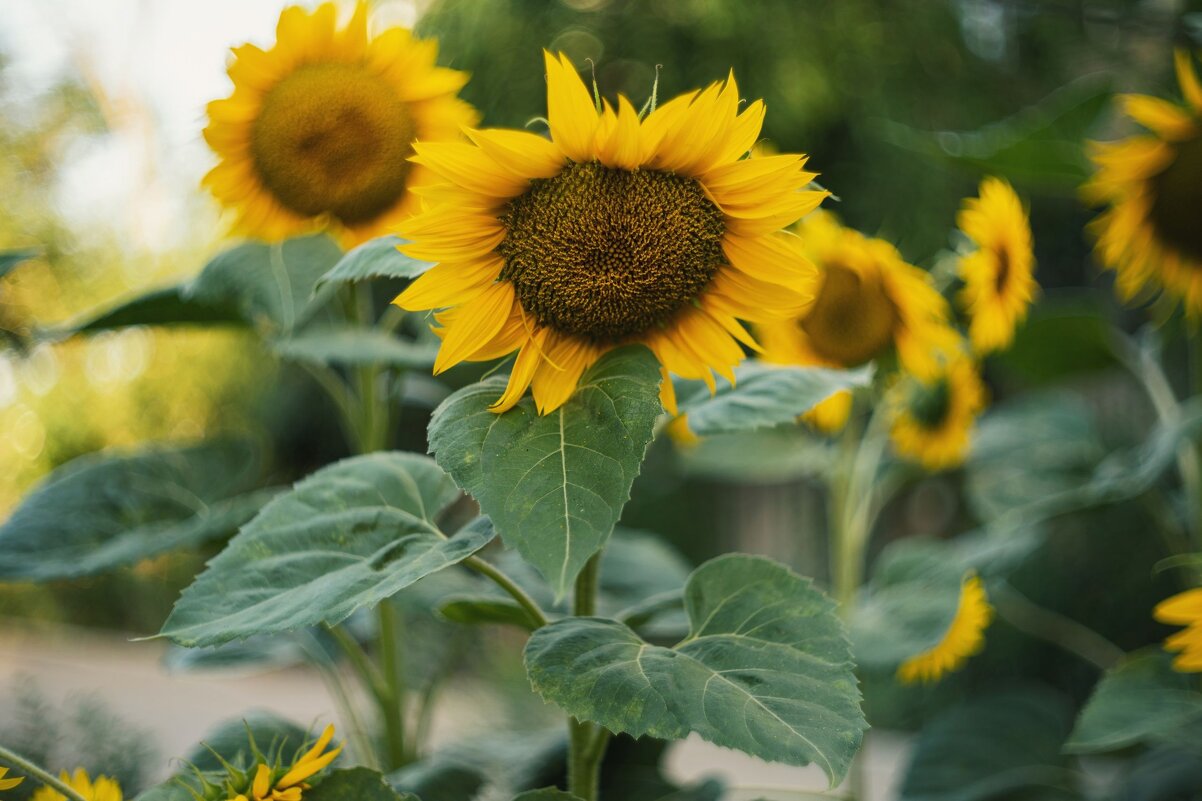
394,51,824,414
1084,49,1202,315
0,768,23,792
1154,588,1202,672
957,177,1037,354
897,573,994,684
757,210,958,432
230,724,341,801
203,2,476,246
31,770,121,801
888,349,986,471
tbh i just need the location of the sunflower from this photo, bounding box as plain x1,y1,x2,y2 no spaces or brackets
203,2,476,246
897,573,994,684
888,349,986,471
30,771,121,801
230,725,342,801
0,768,23,792
394,51,823,414
1084,49,1202,315
957,177,1037,354
1154,588,1202,672
756,210,957,432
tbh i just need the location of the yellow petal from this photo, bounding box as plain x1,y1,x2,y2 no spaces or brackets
594,96,643,170
1176,48,1202,113
412,142,531,198
433,281,516,373
252,764,271,800
393,257,503,311
491,328,548,412
1155,588,1202,625
467,128,566,179
530,333,601,414
1121,94,1197,140
543,50,599,163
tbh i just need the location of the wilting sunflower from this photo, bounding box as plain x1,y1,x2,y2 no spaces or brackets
395,51,823,414
1084,49,1202,315
203,2,476,245
957,177,1037,354
889,349,986,471
31,771,121,801
1154,588,1202,672
0,768,23,792
757,210,957,432
897,573,994,684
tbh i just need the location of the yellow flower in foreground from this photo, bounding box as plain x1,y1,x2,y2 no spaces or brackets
957,177,1037,354
889,350,986,471
898,574,994,684
1084,49,1202,315
0,768,24,791
230,724,342,801
1154,588,1202,672
395,51,823,415
30,770,121,801
757,210,957,432
203,2,476,245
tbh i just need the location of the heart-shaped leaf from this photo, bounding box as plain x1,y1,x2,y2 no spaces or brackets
675,362,872,436
159,452,493,647
0,441,270,581
428,346,662,599
525,554,865,785
318,235,433,286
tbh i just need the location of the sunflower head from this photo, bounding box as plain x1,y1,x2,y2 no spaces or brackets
394,51,825,415
897,573,994,684
957,177,1037,355
1154,587,1202,672
31,770,122,801
0,768,24,792
203,2,476,246
756,210,958,432
1085,48,1202,315
888,349,986,471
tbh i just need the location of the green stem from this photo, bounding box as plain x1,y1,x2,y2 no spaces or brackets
567,555,607,801
377,602,407,769
993,584,1124,670
325,623,390,704
0,746,89,801
462,556,550,628
301,633,380,770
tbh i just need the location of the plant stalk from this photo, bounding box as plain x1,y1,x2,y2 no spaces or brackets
377,602,407,769
567,555,608,801
463,556,550,628
0,747,90,801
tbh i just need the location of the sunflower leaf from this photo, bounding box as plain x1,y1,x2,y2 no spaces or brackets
317,235,433,286
524,554,866,786
56,284,246,338
307,768,418,801
271,325,439,368
428,345,662,600
159,453,494,647
675,362,873,436
0,440,271,581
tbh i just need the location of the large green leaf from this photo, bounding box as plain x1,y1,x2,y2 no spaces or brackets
428,346,662,599
525,554,865,786
900,687,1080,801
1065,650,1202,754
188,235,343,334
318,236,433,285
388,760,485,801
513,791,583,801
674,363,872,436
272,326,438,368
59,284,245,337
0,441,271,581
159,452,494,647
308,769,417,801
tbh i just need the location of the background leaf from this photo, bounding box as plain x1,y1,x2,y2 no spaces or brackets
159,452,494,647
318,236,433,285
271,326,438,369
54,284,245,338
1065,650,1202,754
307,768,417,801
675,362,872,436
184,713,309,771
524,554,865,786
0,440,271,581
428,346,662,599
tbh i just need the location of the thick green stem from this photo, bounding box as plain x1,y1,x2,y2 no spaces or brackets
567,555,607,801
0,747,89,801
463,556,550,628
377,603,407,769
993,584,1124,670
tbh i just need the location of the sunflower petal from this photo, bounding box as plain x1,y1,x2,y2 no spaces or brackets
544,50,599,163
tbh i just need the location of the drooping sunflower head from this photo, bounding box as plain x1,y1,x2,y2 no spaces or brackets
756,210,958,432
897,573,994,684
203,3,476,246
31,770,122,801
1084,49,1202,315
1154,587,1202,672
888,348,986,471
395,51,825,414
957,176,1037,355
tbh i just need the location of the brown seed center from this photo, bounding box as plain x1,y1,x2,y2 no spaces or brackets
800,263,899,366
1149,133,1202,264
